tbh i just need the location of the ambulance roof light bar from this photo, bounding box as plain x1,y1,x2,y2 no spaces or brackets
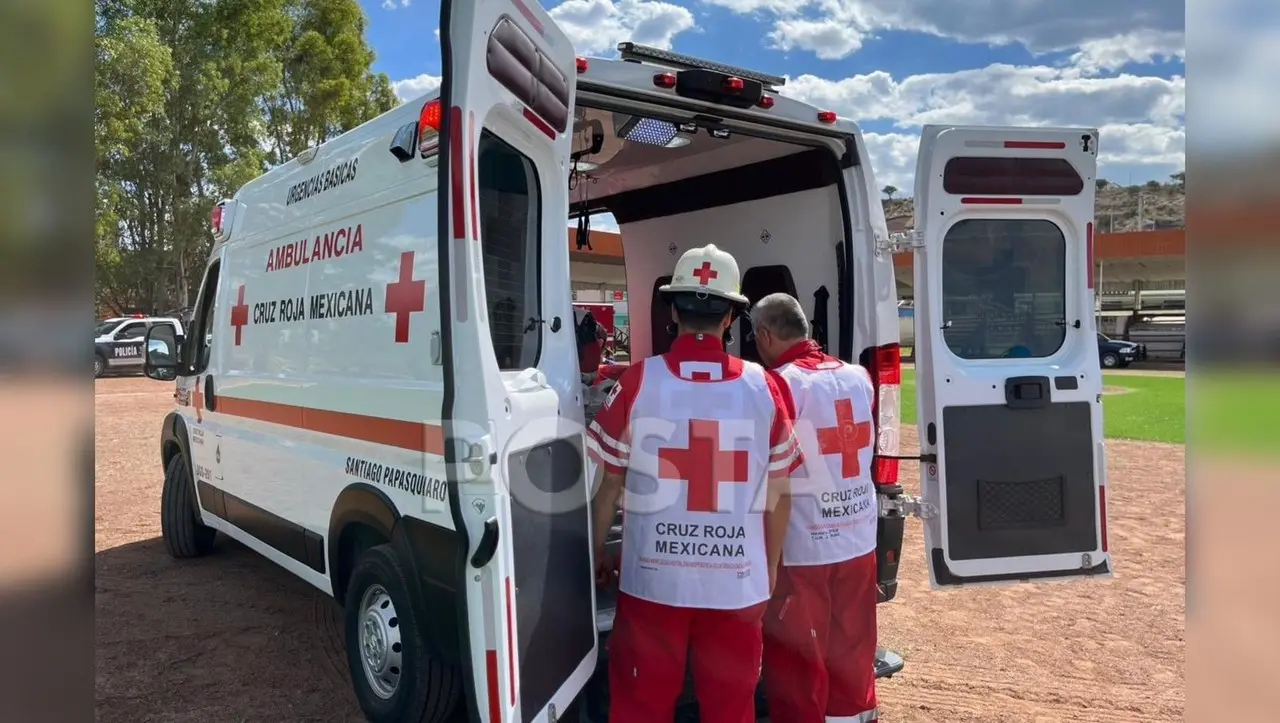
616,42,787,91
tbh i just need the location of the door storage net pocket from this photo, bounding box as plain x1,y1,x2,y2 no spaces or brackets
977,476,1065,530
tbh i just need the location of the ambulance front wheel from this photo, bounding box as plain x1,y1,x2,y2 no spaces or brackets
344,544,460,723
160,454,217,559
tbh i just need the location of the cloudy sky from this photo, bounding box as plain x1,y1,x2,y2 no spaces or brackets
364,0,1184,228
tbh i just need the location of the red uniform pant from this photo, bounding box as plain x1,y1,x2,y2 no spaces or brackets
608,593,767,723
762,552,879,723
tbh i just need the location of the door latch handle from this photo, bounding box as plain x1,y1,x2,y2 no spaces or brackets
1004,376,1050,409
204,375,218,411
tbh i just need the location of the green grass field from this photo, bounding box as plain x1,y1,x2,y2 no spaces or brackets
899,368,1185,444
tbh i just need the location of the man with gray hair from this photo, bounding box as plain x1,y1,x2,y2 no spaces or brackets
751,292,881,723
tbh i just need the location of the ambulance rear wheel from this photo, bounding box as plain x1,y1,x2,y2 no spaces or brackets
160,454,217,559
344,544,459,723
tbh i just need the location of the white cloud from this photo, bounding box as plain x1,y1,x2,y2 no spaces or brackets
549,0,696,55
859,132,922,195
1069,30,1184,76
768,18,866,60
783,63,1184,129
1092,123,1185,165
781,61,1184,190
703,0,1183,62
392,74,441,101
699,0,794,10
381,0,410,9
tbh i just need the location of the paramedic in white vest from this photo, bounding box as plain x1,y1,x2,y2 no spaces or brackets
586,244,804,723
750,292,881,723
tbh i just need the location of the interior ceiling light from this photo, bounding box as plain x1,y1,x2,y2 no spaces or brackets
665,135,692,149
572,160,598,172
613,114,679,147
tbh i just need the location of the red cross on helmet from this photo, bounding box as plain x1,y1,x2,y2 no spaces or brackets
658,244,749,306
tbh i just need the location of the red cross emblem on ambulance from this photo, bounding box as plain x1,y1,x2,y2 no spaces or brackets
384,251,427,343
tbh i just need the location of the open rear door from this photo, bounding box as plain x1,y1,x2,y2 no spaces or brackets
439,2,593,723
911,125,1112,587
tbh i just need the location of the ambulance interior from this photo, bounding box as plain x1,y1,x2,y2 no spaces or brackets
567,107,848,365
561,105,853,627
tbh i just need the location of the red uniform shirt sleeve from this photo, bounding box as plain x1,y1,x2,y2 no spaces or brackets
764,369,805,478
585,363,645,475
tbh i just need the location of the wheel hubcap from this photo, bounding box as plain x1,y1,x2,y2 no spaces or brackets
358,584,403,700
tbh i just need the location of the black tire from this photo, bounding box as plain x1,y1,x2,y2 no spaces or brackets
93,353,106,378
160,454,217,559
1100,352,1120,368
345,544,460,723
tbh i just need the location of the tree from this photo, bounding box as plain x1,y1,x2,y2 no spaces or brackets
95,13,175,313
262,0,399,166
1170,170,1185,190
95,0,397,315
882,185,898,200
96,0,284,313
1096,179,1109,191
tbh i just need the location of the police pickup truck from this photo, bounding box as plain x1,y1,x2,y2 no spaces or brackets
94,315,184,378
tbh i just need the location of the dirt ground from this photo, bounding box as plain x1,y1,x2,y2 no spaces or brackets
95,376,1186,722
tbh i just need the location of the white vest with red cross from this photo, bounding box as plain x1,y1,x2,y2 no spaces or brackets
619,356,779,610
776,349,878,566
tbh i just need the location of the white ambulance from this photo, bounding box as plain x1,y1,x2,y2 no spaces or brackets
142,2,1112,721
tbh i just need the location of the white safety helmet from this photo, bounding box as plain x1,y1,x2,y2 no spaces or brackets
657,244,749,307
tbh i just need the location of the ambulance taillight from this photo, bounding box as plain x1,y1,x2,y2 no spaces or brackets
418,98,443,156
210,201,234,243
868,343,902,486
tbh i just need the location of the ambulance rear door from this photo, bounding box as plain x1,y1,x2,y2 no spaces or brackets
438,2,595,722
910,125,1112,588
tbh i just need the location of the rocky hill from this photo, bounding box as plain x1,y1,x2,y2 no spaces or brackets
881,174,1185,232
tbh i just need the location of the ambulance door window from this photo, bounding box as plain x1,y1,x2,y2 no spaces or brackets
477,130,542,370
189,261,222,375
941,219,1066,360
